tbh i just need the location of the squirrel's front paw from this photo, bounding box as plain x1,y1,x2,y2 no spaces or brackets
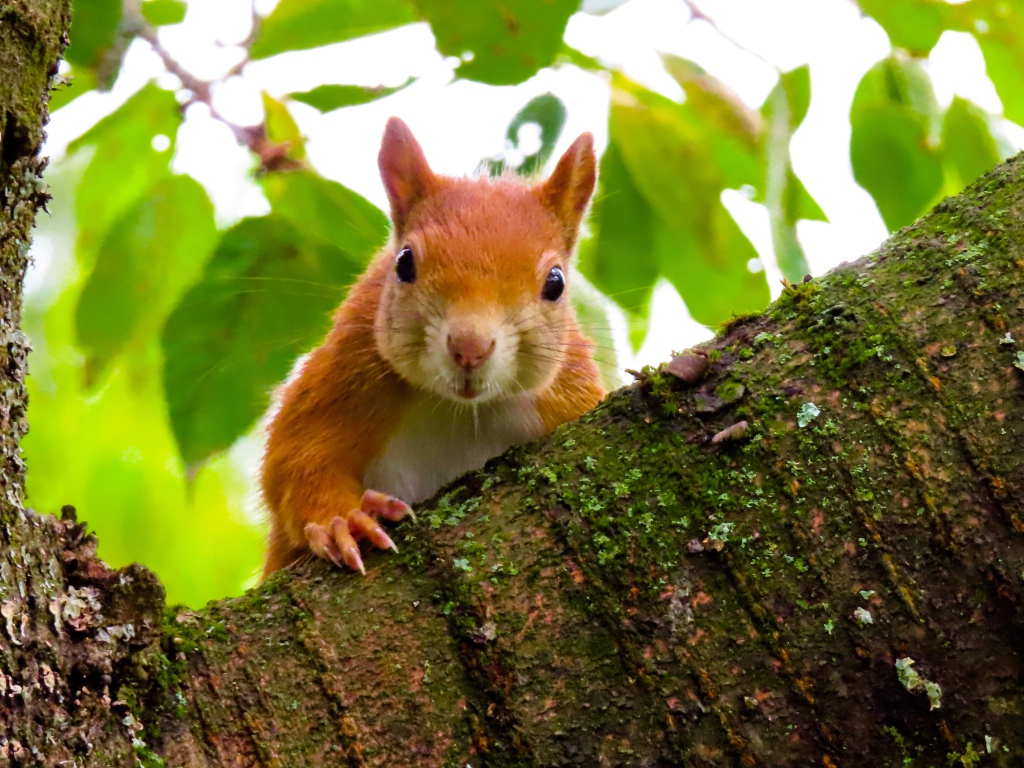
304,491,411,574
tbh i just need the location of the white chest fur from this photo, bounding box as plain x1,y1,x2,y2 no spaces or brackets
363,394,546,504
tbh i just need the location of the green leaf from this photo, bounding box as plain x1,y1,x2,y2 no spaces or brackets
851,55,941,141
655,205,767,327
141,0,187,26
508,93,568,175
850,56,943,231
64,0,123,69
941,96,1003,191
250,0,417,59
611,85,753,233
262,92,306,161
580,142,659,350
855,0,948,55
69,83,182,267
661,56,762,157
976,32,1024,127
851,104,943,231
287,78,415,112
761,65,823,281
486,93,569,177
507,94,568,146
420,0,580,85
864,1,1024,125
785,169,827,224
75,175,217,381
162,217,364,468
261,170,389,258
48,66,98,112
777,64,811,131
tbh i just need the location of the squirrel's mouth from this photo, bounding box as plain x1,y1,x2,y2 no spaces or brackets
457,379,478,399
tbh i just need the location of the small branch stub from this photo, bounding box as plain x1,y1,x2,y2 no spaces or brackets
665,351,710,385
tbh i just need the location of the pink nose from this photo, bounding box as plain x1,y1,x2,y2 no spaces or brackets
447,332,496,371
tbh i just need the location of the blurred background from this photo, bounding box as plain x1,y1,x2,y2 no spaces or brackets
27,0,1023,607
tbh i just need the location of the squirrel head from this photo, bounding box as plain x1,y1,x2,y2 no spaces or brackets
373,117,597,404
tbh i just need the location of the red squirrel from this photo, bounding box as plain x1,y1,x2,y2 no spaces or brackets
260,117,606,577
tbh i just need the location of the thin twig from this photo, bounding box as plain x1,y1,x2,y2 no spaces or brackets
139,25,301,172
680,0,775,68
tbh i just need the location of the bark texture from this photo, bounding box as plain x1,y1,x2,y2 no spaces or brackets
0,2,146,766
2,9,1024,760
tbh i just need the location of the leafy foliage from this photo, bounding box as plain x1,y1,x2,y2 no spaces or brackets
857,0,1024,125
162,216,367,469
32,0,1021,604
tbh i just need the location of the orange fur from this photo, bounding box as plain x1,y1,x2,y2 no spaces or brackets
260,118,606,577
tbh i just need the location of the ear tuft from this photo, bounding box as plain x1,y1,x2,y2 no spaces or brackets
537,132,597,250
378,117,435,233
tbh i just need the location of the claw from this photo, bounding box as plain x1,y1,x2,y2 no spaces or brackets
329,517,365,574
303,492,407,574
361,489,413,522
349,510,399,552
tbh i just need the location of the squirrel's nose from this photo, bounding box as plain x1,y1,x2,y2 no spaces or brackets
447,332,496,371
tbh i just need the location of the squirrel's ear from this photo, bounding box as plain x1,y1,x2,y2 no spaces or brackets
537,132,597,250
379,117,435,232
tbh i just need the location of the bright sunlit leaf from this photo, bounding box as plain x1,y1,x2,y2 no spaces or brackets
288,79,415,112
855,0,947,55
141,0,187,26
580,142,659,350
858,0,1024,127
262,92,307,162
760,65,825,281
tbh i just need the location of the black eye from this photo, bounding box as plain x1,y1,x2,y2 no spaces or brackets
395,246,416,283
541,266,565,301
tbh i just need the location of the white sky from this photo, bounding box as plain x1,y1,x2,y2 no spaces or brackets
37,0,1023,369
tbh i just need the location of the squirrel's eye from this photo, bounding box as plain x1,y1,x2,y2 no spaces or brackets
541,266,565,301
395,246,416,283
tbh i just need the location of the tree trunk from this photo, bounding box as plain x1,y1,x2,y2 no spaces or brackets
4,9,1024,764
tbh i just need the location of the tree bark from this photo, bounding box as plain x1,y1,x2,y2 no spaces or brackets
3,10,1024,763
